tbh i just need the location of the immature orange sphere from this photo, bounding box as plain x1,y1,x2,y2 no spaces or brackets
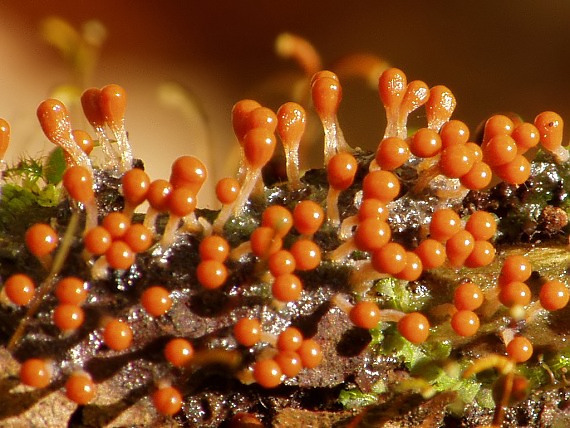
196,260,228,290
465,211,497,241
253,359,282,388
277,326,303,351
539,280,569,311
327,152,358,190
429,209,461,242
397,312,430,344
62,166,94,203
410,128,442,158
495,154,531,185
482,135,517,166
65,372,96,405
170,155,207,193
141,286,172,317
272,273,303,302
55,276,87,305
251,227,282,258
362,170,401,203
290,239,321,271
395,252,424,281
440,120,470,147
499,281,531,307
354,219,391,251
501,255,532,283
349,301,381,329
506,336,533,363
268,250,296,276
261,205,293,238
20,358,51,388
121,168,150,206
54,304,85,331
84,226,112,255
464,240,496,268
102,212,131,239
511,122,540,153
164,338,194,367
123,223,153,253
454,282,483,311
274,350,302,377
105,240,135,270
199,235,230,262
483,114,514,141
414,239,446,269
371,242,407,275
293,200,324,235
147,179,172,212
25,223,58,257
446,230,475,267
233,317,261,347
216,177,240,204
152,386,183,416
358,199,388,222
4,273,35,306
460,161,492,190
103,319,133,351
439,144,474,178
451,310,480,337
297,339,323,368
465,142,483,162
167,187,196,217
375,137,410,170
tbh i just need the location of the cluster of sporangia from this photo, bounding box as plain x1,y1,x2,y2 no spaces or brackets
1,65,569,422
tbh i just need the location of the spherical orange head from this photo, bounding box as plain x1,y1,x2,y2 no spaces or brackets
0,118,10,158
170,155,207,193
167,187,197,217
80,88,105,128
400,80,429,115
243,128,276,169
122,168,150,206
232,99,262,142
100,84,127,127
247,107,278,134
147,179,172,212
378,68,407,111
72,130,94,155
327,152,358,190
37,99,70,143
310,70,338,87
311,76,342,119
277,102,306,145
534,111,564,151
63,165,95,204
426,85,456,127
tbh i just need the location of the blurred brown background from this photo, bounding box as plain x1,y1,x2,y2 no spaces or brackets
1,1,570,205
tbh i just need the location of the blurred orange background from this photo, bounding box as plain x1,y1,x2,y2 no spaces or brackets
1,1,570,206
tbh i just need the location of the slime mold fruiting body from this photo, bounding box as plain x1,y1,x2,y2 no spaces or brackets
0,47,570,427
